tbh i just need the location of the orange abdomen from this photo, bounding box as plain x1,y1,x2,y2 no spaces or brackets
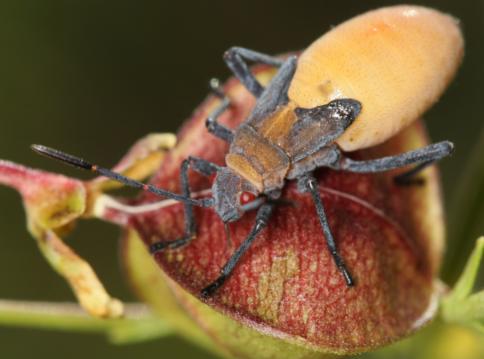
289,5,463,151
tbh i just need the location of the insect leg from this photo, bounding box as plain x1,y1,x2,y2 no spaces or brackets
205,78,234,143
200,202,275,297
224,47,285,98
300,173,354,287
393,161,432,185
149,156,220,253
338,141,454,184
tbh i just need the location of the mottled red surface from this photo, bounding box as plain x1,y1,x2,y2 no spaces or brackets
129,70,440,350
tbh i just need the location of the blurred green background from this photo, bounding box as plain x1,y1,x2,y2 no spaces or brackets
0,0,482,358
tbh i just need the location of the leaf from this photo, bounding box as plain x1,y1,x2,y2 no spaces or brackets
450,237,484,301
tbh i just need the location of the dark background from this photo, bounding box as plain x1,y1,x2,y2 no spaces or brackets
0,1,482,358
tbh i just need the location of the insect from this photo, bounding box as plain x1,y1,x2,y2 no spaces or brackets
31,6,462,298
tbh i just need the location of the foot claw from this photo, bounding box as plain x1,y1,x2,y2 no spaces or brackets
341,268,355,287
149,236,193,254
200,276,226,298
149,241,169,254
394,176,425,186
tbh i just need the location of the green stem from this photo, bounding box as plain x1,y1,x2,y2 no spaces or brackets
0,300,173,344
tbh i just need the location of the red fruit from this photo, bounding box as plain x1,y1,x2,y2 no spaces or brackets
124,67,445,354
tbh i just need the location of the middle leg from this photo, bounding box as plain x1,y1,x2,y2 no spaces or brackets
149,156,220,253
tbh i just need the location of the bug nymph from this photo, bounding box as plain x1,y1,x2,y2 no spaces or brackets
31,5,462,298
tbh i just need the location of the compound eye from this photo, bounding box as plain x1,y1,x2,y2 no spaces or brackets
327,99,361,119
240,191,257,205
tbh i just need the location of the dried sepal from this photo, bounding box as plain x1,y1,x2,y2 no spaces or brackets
88,133,176,193
0,133,176,318
0,160,123,317
38,230,123,318
0,160,86,235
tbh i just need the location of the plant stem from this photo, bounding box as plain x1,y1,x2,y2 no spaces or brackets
0,300,173,344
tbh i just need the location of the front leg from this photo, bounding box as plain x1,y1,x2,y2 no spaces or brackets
201,202,275,297
149,156,220,253
224,47,285,98
337,141,454,184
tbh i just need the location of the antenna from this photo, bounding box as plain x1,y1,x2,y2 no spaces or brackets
31,144,212,208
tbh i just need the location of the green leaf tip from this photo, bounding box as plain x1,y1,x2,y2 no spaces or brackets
441,237,484,330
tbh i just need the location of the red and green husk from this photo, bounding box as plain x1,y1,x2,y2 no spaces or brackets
122,68,445,357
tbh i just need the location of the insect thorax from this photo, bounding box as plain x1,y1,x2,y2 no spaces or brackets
226,105,299,193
